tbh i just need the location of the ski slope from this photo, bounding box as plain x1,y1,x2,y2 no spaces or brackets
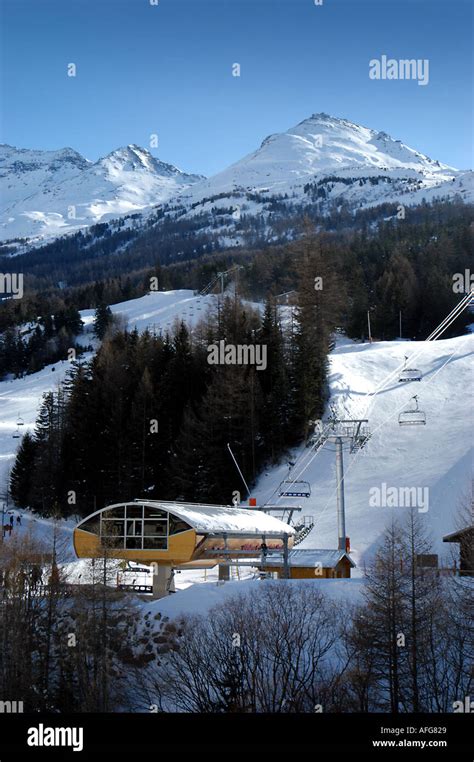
81,288,220,335
252,334,473,566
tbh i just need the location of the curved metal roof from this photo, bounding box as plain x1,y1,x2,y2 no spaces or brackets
76,500,295,537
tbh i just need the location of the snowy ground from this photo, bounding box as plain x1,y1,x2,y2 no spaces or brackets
0,358,82,478
137,577,367,619
252,333,473,567
81,288,220,336
0,289,472,613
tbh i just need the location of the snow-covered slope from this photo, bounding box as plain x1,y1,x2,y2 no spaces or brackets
172,113,473,236
252,333,473,565
81,289,220,335
0,143,204,242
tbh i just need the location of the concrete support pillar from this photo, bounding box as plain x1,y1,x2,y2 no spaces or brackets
218,563,230,581
168,570,176,593
152,565,173,599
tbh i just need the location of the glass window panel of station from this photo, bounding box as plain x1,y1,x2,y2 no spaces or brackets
126,519,143,537
101,519,125,538
79,516,101,535
125,505,144,519
144,506,168,521
125,536,142,550
102,506,125,519
143,520,168,537
169,516,191,535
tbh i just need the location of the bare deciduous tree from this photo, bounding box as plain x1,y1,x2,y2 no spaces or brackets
137,583,343,713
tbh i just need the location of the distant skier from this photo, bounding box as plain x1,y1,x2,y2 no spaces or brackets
9,515,13,528
16,515,21,526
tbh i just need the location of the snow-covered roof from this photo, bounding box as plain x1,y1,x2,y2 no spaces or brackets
443,526,474,542
137,501,295,536
264,549,355,568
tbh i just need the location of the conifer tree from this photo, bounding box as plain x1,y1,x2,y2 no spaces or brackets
30,390,66,515
61,362,96,516
290,230,343,439
93,303,113,340
373,253,419,339
258,299,291,459
10,431,37,508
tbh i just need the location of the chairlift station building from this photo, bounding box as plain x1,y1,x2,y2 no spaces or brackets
74,500,296,596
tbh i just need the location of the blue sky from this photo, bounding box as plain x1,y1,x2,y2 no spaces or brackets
1,0,472,175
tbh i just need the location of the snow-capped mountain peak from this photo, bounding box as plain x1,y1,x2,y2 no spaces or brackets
97,144,187,178
0,143,89,171
0,143,205,242
99,144,157,172
252,112,456,180
174,112,470,241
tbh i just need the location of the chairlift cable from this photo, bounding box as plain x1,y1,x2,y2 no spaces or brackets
271,292,472,507
264,420,332,506
363,290,473,418
366,289,472,402
226,442,250,497
425,289,473,341
316,337,468,524
265,291,472,511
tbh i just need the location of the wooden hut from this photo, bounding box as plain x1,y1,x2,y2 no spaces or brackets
261,548,355,579
443,525,474,576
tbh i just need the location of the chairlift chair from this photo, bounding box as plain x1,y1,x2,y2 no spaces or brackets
398,356,422,382
398,395,426,426
278,480,311,498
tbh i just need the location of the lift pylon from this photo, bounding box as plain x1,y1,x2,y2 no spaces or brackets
311,415,371,550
